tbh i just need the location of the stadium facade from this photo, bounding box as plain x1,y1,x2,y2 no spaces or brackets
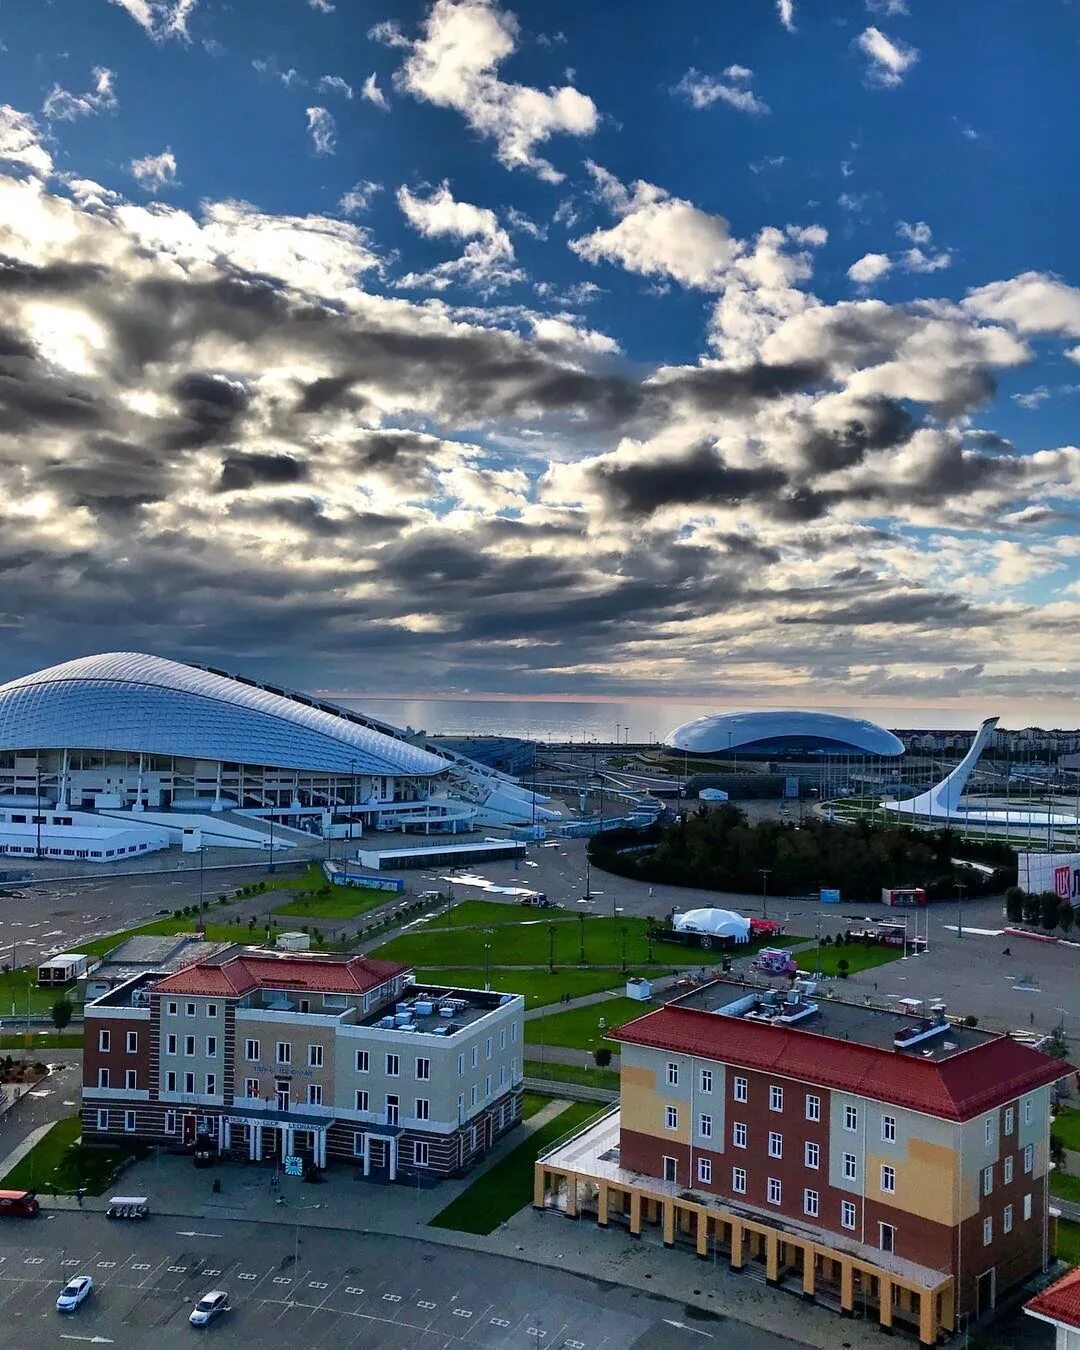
0,653,557,860
665,710,905,761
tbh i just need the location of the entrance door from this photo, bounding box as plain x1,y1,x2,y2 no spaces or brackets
976,1268,996,1316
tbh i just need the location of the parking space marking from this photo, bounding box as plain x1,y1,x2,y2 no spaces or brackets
527,1329,547,1339
60,1259,81,1267
203,1268,222,1277
23,1257,43,1265
453,1307,473,1318
566,1341,586,1349
382,1292,401,1302
167,1265,187,1273
238,1272,258,1280
344,1287,364,1296
131,1263,151,1271
491,1317,510,1327
418,1300,437,1310
309,1281,328,1290
273,1276,292,1285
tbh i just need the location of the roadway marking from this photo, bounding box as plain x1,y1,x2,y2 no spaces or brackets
491,1317,510,1327
453,1307,473,1317
567,1342,586,1349
273,1276,292,1285
131,1264,151,1271
24,1257,43,1265
382,1292,401,1302
418,1300,437,1310
309,1281,328,1290
203,1269,222,1277
167,1266,187,1273
526,1330,547,1339
61,1259,81,1267
95,1261,116,1269
238,1272,257,1280
344,1287,364,1296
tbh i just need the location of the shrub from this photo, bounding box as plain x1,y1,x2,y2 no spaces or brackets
962,1014,979,1028
1022,894,1041,925
837,958,849,978
173,910,183,920
594,1047,613,1068
1040,891,1061,931
1004,885,1025,924
820,933,833,946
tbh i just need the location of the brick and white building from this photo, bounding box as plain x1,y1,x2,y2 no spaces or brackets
82,948,524,1180
536,978,1068,1345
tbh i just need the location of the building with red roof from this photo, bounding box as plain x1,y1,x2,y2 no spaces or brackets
82,944,524,1183
535,976,1071,1346
1025,1265,1080,1345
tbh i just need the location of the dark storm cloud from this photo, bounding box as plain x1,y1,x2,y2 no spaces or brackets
164,371,252,451
590,442,787,517
797,397,915,473
225,496,408,539
216,451,309,492
36,435,167,516
778,590,984,628
0,256,106,294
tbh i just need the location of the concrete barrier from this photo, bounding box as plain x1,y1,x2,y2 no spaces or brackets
524,1076,617,1104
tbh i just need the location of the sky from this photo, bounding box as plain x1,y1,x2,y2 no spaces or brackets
1,0,1079,722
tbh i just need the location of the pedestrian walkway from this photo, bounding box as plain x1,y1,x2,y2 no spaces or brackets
0,1120,52,1181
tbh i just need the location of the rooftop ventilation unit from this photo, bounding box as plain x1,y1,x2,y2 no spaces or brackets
378,1015,395,1029
438,1006,454,1018
413,1001,435,1016
895,1018,950,1050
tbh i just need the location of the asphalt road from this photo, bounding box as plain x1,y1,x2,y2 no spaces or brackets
0,1216,805,1350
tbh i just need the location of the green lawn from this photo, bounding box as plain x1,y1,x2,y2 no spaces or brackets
427,899,566,928
1054,1107,1080,1153
0,1115,148,1195
1057,1219,1080,1267
521,1093,554,1120
795,944,906,977
429,1101,603,1235
274,890,391,921
526,997,646,1051
0,967,77,1015
524,1059,619,1093
1051,1171,1080,1204
415,966,662,1006
0,1031,83,1050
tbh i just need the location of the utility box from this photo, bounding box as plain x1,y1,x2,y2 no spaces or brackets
626,976,652,1001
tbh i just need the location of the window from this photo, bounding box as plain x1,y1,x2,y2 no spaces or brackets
205,1072,217,1095
1024,1193,1032,1221
880,1223,895,1254
511,1022,517,1042
985,1116,994,1147
166,1034,177,1055
186,1003,196,1017
1024,1097,1033,1125
385,1094,399,1126
414,1140,430,1168
98,1029,110,1052
982,1216,993,1247
308,1044,323,1068
96,1109,108,1131
1004,1105,1015,1135
307,1084,322,1106
206,1037,217,1058
804,1189,819,1218
126,1031,138,1054
499,1028,506,1050
881,1165,896,1194
700,1068,713,1093
768,1131,783,1159
982,1165,994,1197
1004,1155,1013,1184
485,1036,492,1060
165,1110,177,1134
484,1074,492,1098
698,1157,712,1184
841,1201,856,1230
665,1105,678,1131
386,1053,400,1077
184,1036,195,1057
805,1093,820,1122
244,1078,258,1098
1023,1143,1034,1174
662,1157,678,1183
416,1057,431,1081
470,1084,478,1106
415,1098,430,1121
1004,1203,1013,1234
699,1114,713,1139
881,1114,896,1143
457,1053,465,1077
353,1132,365,1157
166,1071,177,1092
125,1069,137,1090
769,1085,783,1112
355,1050,369,1073
732,1167,747,1194
184,1072,195,1094
470,1046,478,1070
734,1075,748,1103
457,1093,465,1120
167,1001,177,1016
733,1122,747,1149
667,1061,679,1086
97,1068,109,1088
499,1066,506,1088
843,1104,858,1132
843,1152,857,1182
276,1042,290,1065
767,1177,782,1206
805,1140,820,1169
355,1089,369,1111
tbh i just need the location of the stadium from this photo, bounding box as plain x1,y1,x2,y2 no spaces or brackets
664,710,905,761
0,653,556,861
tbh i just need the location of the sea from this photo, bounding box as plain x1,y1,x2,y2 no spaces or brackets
333,696,1032,742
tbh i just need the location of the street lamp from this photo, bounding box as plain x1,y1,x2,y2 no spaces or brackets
955,882,967,939
548,922,556,975
759,868,771,920
484,942,492,992
578,913,586,964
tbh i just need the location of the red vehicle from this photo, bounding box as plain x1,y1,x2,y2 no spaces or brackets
749,917,785,938
0,1189,39,1218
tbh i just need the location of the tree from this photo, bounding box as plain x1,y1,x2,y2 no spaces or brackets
837,958,850,979
1022,893,1041,926
593,1047,613,1068
1004,886,1025,924
51,997,73,1035
1040,891,1061,931
1051,1132,1067,1172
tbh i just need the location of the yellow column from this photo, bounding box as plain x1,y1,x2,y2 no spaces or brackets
840,1260,854,1314
597,1184,609,1227
765,1231,780,1283
730,1220,744,1269
662,1200,675,1247
565,1175,578,1218
696,1212,709,1258
879,1278,894,1330
630,1190,642,1236
802,1245,815,1299
940,1283,955,1333
533,1165,546,1209
919,1288,937,1347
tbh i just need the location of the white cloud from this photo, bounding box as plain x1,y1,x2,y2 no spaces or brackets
128,149,177,192
896,220,931,245
43,67,118,122
339,180,381,215
866,0,909,13
674,66,770,116
848,252,892,287
1012,387,1051,410
901,247,951,274
398,181,502,243
108,0,197,41
253,60,304,88
308,0,335,10
838,191,868,211
380,0,597,182
963,272,1080,338
305,106,336,155
0,105,54,177
361,73,389,111
318,75,353,99
396,180,521,294
530,315,620,354
777,0,796,32
855,27,918,87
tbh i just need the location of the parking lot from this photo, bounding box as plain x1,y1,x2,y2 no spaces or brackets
0,1214,794,1350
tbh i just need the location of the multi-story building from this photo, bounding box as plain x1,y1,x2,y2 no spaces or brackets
83,948,524,1180
536,979,1068,1345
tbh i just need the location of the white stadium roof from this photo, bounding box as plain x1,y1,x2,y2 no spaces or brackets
665,710,904,758
0,653,447,777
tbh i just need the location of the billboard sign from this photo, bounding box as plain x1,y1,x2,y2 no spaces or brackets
1018,851,1080,904
819,888,841,904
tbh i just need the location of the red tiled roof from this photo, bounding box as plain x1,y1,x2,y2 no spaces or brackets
611,1005,1067,1121
151,952,409,998
1025,1267,1080,1329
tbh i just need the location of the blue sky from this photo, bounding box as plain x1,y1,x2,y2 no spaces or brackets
0,0,1079,720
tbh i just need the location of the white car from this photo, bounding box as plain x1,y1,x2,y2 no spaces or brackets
56,1275,93,1312
189,1289,229,1326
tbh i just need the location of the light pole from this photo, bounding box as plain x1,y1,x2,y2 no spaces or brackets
955,882,966,939
548,922,556,975
290,1200,323,1272
484,942,492,992
759,868,771,920
578,913,585,964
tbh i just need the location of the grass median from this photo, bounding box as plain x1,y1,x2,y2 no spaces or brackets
524,1060,619,1093
429,1101,603,1235
796,944,906,977
414,966,660,1006
526,996,645,1051
1054,1106,1080,1153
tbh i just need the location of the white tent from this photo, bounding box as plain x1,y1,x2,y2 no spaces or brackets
672,908,751,942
